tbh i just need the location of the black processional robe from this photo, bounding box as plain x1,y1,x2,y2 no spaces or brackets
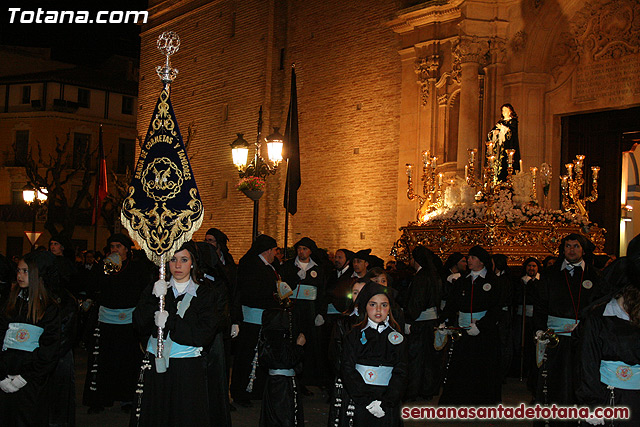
230,253,280,402
342,324,407,427
328,312,360,427
259,308,304,427
438,271,502,405
533,261,602,407
83,257,151,408
404,266,442,400
575,299,640,427
131,279,219,427
280,257,328,386
0,292,61,426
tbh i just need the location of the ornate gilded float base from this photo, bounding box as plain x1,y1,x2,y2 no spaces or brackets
394,221,606,266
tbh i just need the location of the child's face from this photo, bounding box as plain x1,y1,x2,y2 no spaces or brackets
366,294,390,323
371,274,388,287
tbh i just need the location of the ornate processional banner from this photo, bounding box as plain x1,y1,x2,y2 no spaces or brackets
121,87,203,265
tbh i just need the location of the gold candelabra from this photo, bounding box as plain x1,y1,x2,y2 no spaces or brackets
406,150,444,217
560,154,599,218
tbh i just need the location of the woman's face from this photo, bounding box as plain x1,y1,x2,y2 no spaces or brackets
371,274,388,287
366,294,390,323
169,249,192,282
501,106,512,119
351,282,365,300
16,260,29,288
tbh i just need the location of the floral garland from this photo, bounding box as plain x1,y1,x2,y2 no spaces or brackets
421,186,590,228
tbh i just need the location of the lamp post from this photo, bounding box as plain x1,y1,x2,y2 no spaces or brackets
231,106,284,240
22,184,48,249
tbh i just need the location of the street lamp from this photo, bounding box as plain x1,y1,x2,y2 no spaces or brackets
231,106,284,240
23,184,48,249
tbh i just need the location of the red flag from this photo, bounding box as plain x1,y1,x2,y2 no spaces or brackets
92,125,108,225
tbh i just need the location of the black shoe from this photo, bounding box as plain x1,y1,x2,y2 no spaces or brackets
235,399,252,408
229,403,237,412
88,406,104,414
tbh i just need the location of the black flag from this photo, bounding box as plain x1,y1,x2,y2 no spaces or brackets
284,66,301,215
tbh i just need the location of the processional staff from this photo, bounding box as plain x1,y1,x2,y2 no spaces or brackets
120,31,204,367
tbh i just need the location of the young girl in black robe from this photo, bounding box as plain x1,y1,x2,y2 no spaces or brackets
131,241,219,427
0,251,61,426
342,282,407,427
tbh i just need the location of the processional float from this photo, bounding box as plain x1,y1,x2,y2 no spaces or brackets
120,32,204,367
394,139,605,265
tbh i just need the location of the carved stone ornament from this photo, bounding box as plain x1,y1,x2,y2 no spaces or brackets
453,36,490,64
415,55,440,106
511,31,527,53
551,0,640,75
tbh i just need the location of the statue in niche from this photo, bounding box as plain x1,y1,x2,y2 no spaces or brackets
486,103,521,182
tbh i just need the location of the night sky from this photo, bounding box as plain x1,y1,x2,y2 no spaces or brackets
1,0,148,65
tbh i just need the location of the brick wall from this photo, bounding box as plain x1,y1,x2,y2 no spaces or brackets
140,0,402,260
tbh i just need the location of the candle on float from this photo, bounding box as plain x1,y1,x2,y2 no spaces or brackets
406,164,412,178
566,163,574,177
591,166,599,180
519,159,523,171
432,156,437,169
464,165,468,180
422,151,429,167
438,173,443,186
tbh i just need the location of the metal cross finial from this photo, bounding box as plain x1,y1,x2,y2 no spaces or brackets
156,31,180,86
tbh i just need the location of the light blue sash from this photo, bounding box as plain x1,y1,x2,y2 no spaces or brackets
355,364,393,386
327,303,341,315
291,284,317,301
415,307,438,321
2,323,44,352
269,369,295,377
98,307,134,324
458,310,487,328
600,361,640,390
547,315,578,336
242,305,264,325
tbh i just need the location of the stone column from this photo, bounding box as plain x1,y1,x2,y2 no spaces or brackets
483,38,507,140
455,37,488,172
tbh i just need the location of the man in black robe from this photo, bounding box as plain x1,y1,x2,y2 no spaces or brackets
352,249,371,280
438,245,501,405
512,257,540,389
230,234,280,407
533,233,603,414
83,233,151,414
404,245,442,401
280,237,328,392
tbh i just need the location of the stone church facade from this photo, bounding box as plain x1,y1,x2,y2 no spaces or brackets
138,0,640,258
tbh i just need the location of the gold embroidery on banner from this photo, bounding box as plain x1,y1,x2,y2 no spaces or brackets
141,157,184,201
121,186,203,265
152,89,177,137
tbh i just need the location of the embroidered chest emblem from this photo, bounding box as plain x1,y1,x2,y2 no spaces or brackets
388,332,403,345
15,329,29,342
118,312,127,320
310,270,317,278
303,289,311,297
483,283,492,292
582,280,593,289
365,369,377,382
616,366,633,381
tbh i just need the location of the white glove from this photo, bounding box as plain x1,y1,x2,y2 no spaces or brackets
154,310,169,328
584,418,605,426
0,377,19,393
10,375,26,390
436,323,450,336
404,324,411,335
467,323,480,336
314,314,325,327
152,279,169,298
230,324,240,338
535,330,549,344
366,400,385,418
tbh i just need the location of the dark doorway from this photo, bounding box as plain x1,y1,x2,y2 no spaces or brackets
561,106,640,255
